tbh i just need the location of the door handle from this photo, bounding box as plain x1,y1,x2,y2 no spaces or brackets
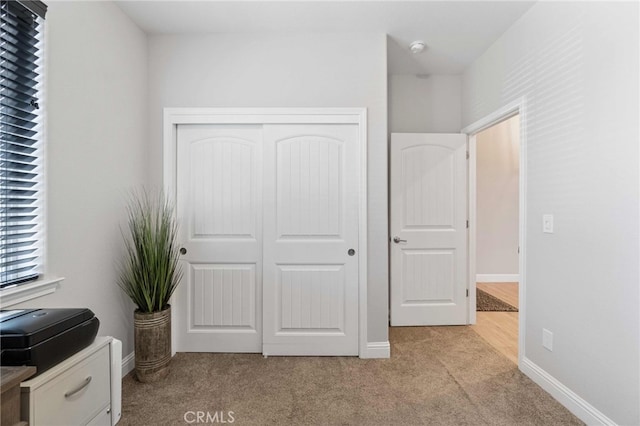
180,247,187,255
393,236,407,244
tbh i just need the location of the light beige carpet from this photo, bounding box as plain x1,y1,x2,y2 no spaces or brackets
121,326,583,425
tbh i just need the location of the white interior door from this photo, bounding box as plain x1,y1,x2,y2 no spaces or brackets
175,124,262,352
262,124,359,355
390,133,468,326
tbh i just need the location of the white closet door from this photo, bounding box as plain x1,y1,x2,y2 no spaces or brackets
175,125,262,352
262,124,359,356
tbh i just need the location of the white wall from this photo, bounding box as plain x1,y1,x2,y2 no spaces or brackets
388,74,461,133
463,2,638,424
476,115,519,276
147,33,389,344
11,1,148,358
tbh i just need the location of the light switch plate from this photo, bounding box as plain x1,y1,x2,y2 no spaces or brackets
543,214,554,233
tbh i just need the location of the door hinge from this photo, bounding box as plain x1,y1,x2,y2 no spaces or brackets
466,151,469,159
466,289,469,297
518,246,520,254
466,220,469,229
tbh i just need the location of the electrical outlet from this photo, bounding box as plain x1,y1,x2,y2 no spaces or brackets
543,328,553,351
543,214,554,233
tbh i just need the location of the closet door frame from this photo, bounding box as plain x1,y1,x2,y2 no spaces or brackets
163,108,368,358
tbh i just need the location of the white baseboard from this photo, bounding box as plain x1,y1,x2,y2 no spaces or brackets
476,274,519,283
520,357,616,425
122,351,135,377
361,341,390,359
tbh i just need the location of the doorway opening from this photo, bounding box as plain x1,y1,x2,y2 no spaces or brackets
469,114,520,364
387,98,527,367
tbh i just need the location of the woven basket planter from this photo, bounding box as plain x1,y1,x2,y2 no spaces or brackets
134,306,171,383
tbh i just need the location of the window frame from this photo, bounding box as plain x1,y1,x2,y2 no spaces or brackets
0,0,61,308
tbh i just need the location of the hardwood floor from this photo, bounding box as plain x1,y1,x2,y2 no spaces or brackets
471,282,519,364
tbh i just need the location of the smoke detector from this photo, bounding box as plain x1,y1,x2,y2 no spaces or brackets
409,40,426,54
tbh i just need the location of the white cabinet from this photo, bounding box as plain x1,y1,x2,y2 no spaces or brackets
21,337,122,426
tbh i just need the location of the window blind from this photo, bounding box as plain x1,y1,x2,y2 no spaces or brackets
1,0,46,288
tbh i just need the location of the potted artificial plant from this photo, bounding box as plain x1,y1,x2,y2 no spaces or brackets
118,191,182,383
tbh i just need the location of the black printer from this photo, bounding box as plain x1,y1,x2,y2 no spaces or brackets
0,308,99,376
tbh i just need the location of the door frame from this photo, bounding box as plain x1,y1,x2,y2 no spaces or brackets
163,107,369,357
461,97,527,366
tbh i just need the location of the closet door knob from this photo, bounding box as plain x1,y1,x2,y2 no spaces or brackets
180,247,187,255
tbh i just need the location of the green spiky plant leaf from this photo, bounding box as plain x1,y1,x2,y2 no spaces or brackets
118,191,183,313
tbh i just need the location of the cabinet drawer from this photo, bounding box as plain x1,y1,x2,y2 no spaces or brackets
30,345,110,426
87,405,112,426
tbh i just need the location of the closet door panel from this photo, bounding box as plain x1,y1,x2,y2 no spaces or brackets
175,125,262,353
262,124,359,356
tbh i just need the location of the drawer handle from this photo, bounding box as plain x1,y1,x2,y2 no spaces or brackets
64,376,92,398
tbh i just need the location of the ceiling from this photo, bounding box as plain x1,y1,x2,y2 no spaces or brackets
115,1,536,75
